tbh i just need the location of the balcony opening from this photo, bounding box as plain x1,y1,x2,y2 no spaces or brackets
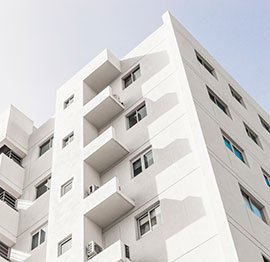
0,240,10,261
0,187,17,210
0,145,22,166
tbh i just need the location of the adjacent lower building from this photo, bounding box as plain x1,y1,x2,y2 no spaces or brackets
0,11,270,262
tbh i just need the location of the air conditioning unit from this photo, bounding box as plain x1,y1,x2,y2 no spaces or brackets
88,184,99,195
87,241,103,260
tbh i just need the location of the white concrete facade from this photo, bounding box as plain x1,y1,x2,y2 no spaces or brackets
0,12,269,262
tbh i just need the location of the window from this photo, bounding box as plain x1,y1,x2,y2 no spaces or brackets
262,169,270,188
31,224,47,250
0,240,10,260
123,65,141,89
229,85,245,107
259,115,270,133
36,177,51,199
39,136,53,157
222,133,245,163
63,132,74,148
195,51,217,78
132,149,154,177
241,189,267,223
207,87,230,116
244,123,261,146
61,179,73,196
127,103,147,128
64,95,74,109
58,236,72,256
137,204,161,238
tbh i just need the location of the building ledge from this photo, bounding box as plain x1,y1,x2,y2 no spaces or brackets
84,178,134,228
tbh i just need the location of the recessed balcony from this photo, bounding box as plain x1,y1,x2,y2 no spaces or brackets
84,177,134,228
88,240,131,262
84,49,121,94
0,153,24,198
0,200,19,246
84,86,124,130
84,127,129,173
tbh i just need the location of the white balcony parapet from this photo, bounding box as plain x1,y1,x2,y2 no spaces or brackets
0,200,19,246
84,178,134,228
84,86,124,129
0,154,24,198
88,240,131,262
84,49,121,94
84,127,129,173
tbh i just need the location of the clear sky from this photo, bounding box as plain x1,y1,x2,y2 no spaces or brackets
0,0,269,126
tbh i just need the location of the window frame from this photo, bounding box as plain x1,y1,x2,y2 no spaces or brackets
244,123,261,147
62,132,74,148
31,224,47,250
126,103,147,129
259,115,270,134
122,65,141,89
222,132,246,164
207,87,230,117
36,176,51,199
64,94,74,109
241,189,267,223
39,136,54,157
137,204,161,239
195,50,217,78
61,178,73,197
262,168,270,188
131,148,154,178
229,85,245,107
58,235,72,256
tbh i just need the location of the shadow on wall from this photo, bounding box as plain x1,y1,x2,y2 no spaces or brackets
133,197,206,262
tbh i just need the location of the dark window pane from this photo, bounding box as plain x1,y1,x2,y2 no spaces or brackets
209,93,215,103
233,146,244,162
250,200,263,220
40,140,50,156
137,105,147,121
31,232,39,250
124,74,132,88
128,112,137,128
36,179,50,199
133,159,142,177
223,137,233,151
144,150,154,169
216,100,226,113
264,175,270,187
139,214,150,236
40,229,46,244
132,67,141,81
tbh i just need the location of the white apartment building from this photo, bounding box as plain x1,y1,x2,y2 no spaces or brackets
0,11,270,262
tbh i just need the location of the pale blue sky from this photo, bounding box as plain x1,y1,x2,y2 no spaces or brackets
0,0,269,126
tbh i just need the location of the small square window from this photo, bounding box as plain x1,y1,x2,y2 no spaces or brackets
207,87,230,116
61,179,73,196
137,204,161,238
259,115,270,133
39,136,53,157
58,236,72,256
222,132,246,164
36,177,51,199
31,224,47,250
195,51,217,78
244,123,261,147
241,189,267,223
123,65,141,89
127,103,147,129
229,85,245,107
64,95,74,109
132,148,154,178
63,133,74,148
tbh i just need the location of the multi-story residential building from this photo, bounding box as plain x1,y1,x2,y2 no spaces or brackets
0,11,269,262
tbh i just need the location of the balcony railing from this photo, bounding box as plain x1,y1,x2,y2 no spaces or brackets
0,145,22,166
0,188,17,210
0,241,10,261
